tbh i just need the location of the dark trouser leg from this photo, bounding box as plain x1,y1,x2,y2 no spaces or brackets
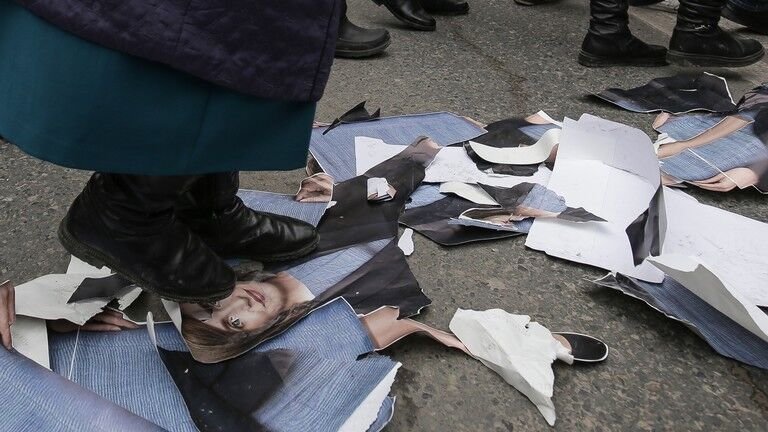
175,172,319,262
668,0,765,66
59,173,235,302
578,0,668,67
723,0,768,34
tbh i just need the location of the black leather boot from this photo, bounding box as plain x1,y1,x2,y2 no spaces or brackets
579,0,668,67
722,2,768,35
335,1,391,58
175,172,319,262
58,173,235,303
373,0,437,31
420,0,469,15
668,0,765,66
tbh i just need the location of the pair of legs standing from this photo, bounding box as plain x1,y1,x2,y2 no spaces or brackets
580,0,764,67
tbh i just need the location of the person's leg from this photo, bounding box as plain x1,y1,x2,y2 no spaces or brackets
668,0,765,66
578,0,668,67
335,0,391,58
175,172,319,262
59,173,235,302
372,0,437,31
722,0,768,34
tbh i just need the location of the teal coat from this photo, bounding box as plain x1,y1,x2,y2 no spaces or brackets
0,0,317,175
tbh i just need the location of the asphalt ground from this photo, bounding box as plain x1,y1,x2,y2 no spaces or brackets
1,0,767,430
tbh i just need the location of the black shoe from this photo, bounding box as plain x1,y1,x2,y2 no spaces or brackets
335,15,391,58
373,0,437,31
176,172,319,262
58,173,235,303
722,3,768,35
579,31,668,67
420,0,469,15
668,25,765,67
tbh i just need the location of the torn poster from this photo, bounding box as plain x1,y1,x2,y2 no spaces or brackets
525,114,666,282
311,111,485,182
239,187,330,227
467,128,560,166
49,297,400,432
659,187,768,307
354,136,553,188
400,194,524,246
67,273,132,304
316,136,439,253
461,112,561,176
649,255,768,343
15,273,120,325
0,345,164,431
449,309,573,426
450,183,605,232
66,255,111,276
594,72,736,114
323,101,382,135
178,237,429,363
592,273,768,370
655,83,768,193
439,182,499,206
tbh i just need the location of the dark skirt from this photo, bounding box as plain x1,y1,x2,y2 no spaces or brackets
0,0,316,175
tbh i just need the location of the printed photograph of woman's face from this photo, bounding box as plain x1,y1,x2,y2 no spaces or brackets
179,272,317,363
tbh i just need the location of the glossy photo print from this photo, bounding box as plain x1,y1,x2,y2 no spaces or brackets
594,72,737,114
655,83,768,193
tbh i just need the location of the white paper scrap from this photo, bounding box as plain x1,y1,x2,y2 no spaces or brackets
525,115,665,283
449,309,573,426
535,111,564,128
367,177,393,202
11,316,50,369
659,188,768,307
397,228,415,256
649,255,768,343
339,364,401,432
15,274,114,325
66,255,111,276
439,182,499,206
468,128,560,165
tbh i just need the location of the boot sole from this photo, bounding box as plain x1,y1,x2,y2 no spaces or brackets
220,234,320,263
335,39,392,59
58,214,234,303
578,50,668,67
667,48,765,67
373,0,436,31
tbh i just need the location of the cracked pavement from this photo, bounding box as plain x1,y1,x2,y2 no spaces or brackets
1,0,767,430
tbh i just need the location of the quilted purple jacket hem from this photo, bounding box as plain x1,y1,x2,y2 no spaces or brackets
15,0,342,102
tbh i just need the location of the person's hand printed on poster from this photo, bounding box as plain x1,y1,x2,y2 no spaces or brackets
295,173,334,203
0,281,15,349
48,309,140,333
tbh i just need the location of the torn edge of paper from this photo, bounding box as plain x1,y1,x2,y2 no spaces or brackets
397,228,415,256
338,364,401,432
468,128,560,166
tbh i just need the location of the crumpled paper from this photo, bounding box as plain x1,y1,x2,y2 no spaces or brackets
449,309,573,426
